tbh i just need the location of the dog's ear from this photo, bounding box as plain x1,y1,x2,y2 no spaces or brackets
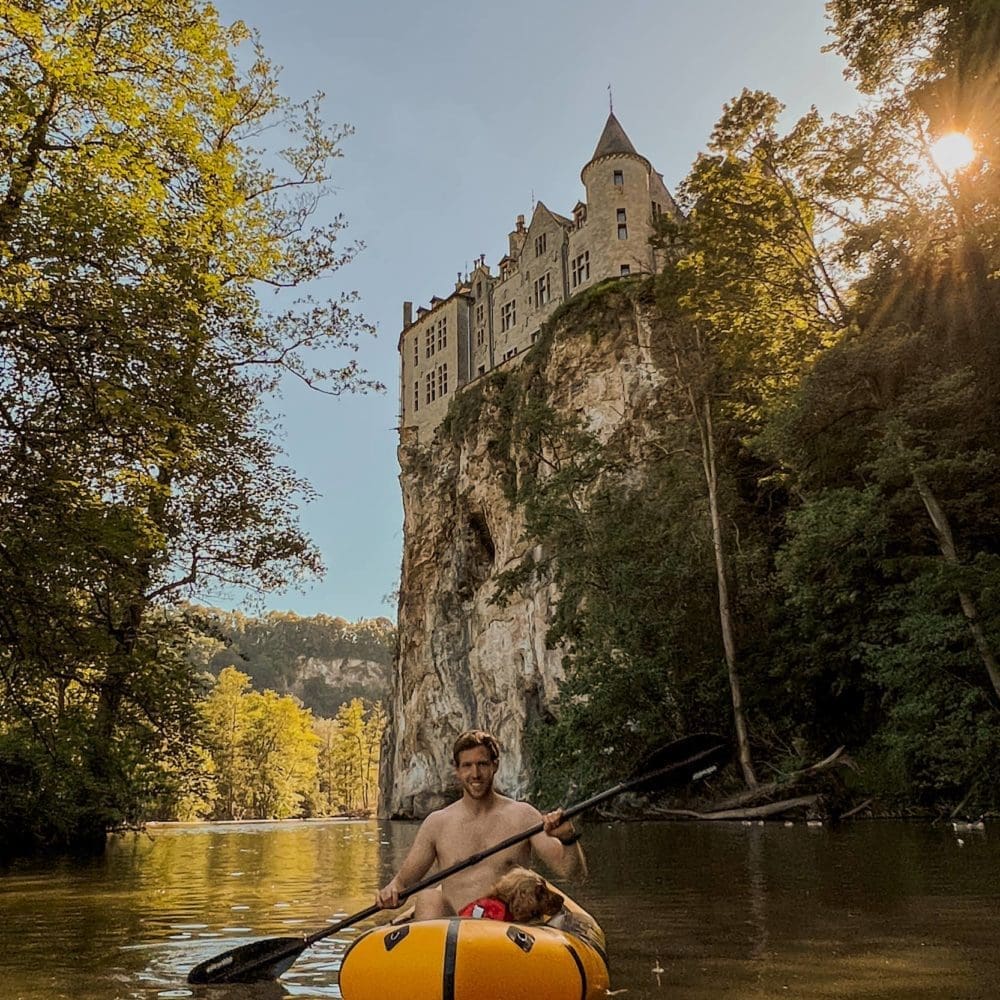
508,880,543,922
539,883,564,916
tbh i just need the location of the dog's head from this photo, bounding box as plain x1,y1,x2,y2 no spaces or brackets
492,867,565,923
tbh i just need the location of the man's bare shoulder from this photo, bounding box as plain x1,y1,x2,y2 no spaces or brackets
423,798,467,827
495,796,541,823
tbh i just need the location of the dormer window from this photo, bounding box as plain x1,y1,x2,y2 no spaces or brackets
573,203,587,229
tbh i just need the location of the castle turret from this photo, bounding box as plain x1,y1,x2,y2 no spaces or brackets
579,112,664,277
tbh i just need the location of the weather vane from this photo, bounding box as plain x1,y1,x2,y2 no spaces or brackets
608,84,613,114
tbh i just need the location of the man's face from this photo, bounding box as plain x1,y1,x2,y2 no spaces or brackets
455,746,498,799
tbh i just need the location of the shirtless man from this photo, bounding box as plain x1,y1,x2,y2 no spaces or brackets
376,729,585,919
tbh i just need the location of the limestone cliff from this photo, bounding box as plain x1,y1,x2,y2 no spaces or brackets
382,281,674,817
190,608,394,716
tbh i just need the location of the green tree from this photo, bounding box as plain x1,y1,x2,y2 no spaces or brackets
198,666,253,820
651,90,845,785
315,698,384,814
242,689,319,819
763,0,1000,808
198,667,319,820
0,0,378,853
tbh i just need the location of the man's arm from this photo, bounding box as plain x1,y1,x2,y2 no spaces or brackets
376,813,440,909
530,806,587,879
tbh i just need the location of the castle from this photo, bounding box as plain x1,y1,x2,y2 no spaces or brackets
398,113,679,440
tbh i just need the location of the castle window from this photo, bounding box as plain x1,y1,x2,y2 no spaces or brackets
574,204,587,229
413,381,419,412
571,251,590,287
503,347,519,361
652,201,661,218
476,281,482,298
425,371,436,404
413,338,419,369
476,303,484,325
437,317,447,352
478,364,486,376
501,300,516,331
617,208,628,240
534,272,550,307
534,233,547,256
438,363,448,397
476,327,485,347
620,264,631,276
613,169,624,187
531,329,540,344
425,329,435,358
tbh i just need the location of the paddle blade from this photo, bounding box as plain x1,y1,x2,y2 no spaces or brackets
187,935,307,985
633,732,732,792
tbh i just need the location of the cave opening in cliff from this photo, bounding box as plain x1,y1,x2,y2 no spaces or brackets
468,510,496,564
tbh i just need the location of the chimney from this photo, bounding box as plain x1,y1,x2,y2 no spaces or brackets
516,214,525,232
403,301,413,328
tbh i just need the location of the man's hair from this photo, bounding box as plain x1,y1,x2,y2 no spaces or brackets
452,729,501,766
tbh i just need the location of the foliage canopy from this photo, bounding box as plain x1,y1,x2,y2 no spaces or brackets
0,0,380,854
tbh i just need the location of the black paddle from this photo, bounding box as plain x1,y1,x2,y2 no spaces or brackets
187,731,730,985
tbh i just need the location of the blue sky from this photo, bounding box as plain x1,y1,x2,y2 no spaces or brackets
208,0,861,622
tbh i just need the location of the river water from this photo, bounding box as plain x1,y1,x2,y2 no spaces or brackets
1,818,998,999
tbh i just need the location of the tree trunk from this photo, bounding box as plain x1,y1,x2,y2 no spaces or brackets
911,467,1000,703
693,390,758,787
670,327,758,788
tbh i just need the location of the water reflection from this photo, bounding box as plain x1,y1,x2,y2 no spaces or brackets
1,819,998,999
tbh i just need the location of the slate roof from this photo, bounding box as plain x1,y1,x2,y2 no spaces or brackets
590,112,639,159
581,112,651,181
533,200,574,229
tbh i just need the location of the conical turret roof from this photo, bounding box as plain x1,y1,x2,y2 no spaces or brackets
590,112,639,159
582,112,650,180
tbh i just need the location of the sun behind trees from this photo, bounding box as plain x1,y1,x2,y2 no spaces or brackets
0,1,380,857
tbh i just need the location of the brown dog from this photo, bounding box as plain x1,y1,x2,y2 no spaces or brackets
486,866,565,923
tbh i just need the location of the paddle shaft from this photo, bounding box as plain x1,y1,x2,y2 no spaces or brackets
304,741,714,947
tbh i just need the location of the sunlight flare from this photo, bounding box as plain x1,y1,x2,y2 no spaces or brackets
931,132,975,174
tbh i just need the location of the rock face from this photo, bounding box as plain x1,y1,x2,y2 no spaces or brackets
382,283,670,817
193,610,395,715
293,656,389,693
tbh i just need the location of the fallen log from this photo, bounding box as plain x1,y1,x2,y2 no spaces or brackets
656,794,821,822
839,798,874,821
707,746,852,812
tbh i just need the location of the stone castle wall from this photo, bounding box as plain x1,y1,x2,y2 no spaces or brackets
397,114,679,444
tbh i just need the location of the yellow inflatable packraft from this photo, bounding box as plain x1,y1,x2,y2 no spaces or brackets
339,893,609,1000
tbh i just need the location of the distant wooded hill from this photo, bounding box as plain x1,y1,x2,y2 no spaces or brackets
185,607,395,717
